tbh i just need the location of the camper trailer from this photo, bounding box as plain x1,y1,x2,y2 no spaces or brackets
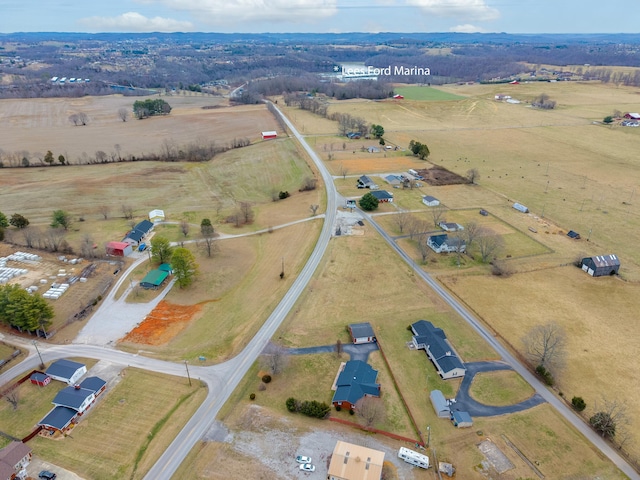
398,447,430,469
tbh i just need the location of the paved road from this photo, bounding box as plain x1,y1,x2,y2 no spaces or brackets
454,361,545,417
357,207,639,479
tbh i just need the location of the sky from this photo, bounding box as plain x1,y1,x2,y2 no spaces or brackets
0,0,635,34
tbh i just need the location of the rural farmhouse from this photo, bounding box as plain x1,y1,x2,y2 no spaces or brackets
411,320,466,379
427,234,466,254
332,360,380,410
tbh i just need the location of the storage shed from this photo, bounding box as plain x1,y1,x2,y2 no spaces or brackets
30,372,51,387
45,359,87,385
140,269,170,289
422,195,440,207
149,209,165,223
430,390,451,418
451,410,473,428
261,131,277,140
105,241,133,257
581,255,620,277
512,202,529,213
348,323,376,344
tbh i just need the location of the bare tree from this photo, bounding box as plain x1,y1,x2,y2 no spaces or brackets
180,220,190,237
355,396,385,427
431,206,447,227
4,390,19,410
408,218,428,241
523,322,566,371
45,227,66,252
22,227,40,249
118,108,129,122
335,339,343,357
78,112,89,125
394,209,411,234
261,342,289,375
114,143,122,161
98,205,110,220
121,205,134,220
463,221,481,249
95,150,108,163
466,168,480,184
339,163,349,180
417,233,431,263
309,204,319,216
80,234,96,258
69,113,80,126
476,228,504,262
239,201,254,224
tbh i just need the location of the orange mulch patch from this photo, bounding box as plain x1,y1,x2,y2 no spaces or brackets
120,300,203,345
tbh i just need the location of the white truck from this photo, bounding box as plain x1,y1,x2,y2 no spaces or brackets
398,447,430,469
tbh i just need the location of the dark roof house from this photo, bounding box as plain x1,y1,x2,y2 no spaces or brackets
0,441,31,480
370,190,394,203
123,220,154,245
52,386,96,413
427,234,466,254
356,175,378,189
451,410,473,428
411,320,466,380
332,360,380,410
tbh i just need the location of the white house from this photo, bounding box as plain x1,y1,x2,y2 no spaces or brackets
149,209,165,223
438,221,464,232
45,359,87,385
422,195,440,207
427,234,466,254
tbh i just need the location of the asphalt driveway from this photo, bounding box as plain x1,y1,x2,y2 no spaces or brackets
453,361,546,417
286,342,379,362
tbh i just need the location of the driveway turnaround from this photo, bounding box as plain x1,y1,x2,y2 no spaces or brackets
287,342,379,363
453,361,546,417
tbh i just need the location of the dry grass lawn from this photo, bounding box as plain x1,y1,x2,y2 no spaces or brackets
469,370,535,406
118,221,321,363
30,368,206,480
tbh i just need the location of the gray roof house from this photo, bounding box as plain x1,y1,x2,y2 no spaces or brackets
385,174,404,185
357,175,378,189
438,221,464,232
430,390,451,418
411,320,466,380
427,234,466,254
123,219,155,246
422,195,440,207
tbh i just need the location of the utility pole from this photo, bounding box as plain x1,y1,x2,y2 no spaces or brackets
184,360,191,386
33,340,44,369
427,425,431,448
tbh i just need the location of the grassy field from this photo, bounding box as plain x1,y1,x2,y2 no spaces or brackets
29,368,206,480
469,370,536,406
0,95,279,161
393,86,466,101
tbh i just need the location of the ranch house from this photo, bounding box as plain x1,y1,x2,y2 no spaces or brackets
411,320,466,380
370,190,394,203
123,220,154,246
357,175,378,189
332,360,380,411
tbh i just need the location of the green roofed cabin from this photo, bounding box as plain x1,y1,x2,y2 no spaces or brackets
140,269,169,289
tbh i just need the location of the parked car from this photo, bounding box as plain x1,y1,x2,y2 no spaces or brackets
296,455,312,464
39,471,57,480
299,463,316,472
479,209,489,216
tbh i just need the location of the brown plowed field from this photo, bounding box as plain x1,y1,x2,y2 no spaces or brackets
120,300,203,345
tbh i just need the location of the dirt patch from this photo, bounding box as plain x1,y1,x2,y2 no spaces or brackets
119,300,203,345
416,165,469,186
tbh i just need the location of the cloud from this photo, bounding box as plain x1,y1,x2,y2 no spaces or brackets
406,0,499,21
449,23,486,33
79,12,194,32
152,0,338,25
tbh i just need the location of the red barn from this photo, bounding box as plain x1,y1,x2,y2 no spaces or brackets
30,372,51,387
261,131,277,140
393,94,404,99
105,241,132,257
624,113,640,120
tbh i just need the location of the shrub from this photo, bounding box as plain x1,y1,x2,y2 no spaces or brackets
249,393,256,400
262,374,272,384
278,191,290,200
286,397,297,412
349,409,355,415
572,396,586,412
603,116,614,124
335,405,341,412
535,365,554,386
590,411,616,438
